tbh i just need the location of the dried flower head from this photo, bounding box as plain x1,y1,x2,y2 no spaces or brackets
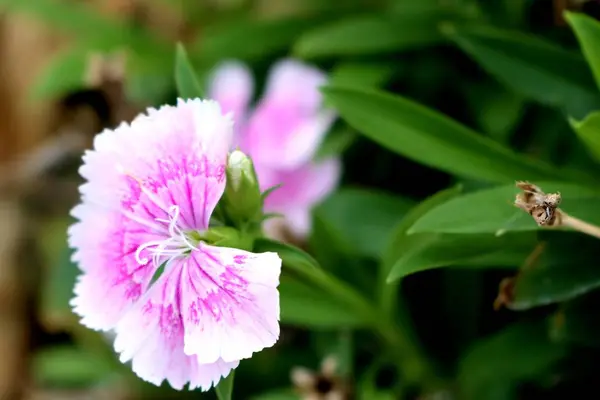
514,181,562,226
290,356,350,400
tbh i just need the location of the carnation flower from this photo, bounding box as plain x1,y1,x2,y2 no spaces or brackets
68,99,282,390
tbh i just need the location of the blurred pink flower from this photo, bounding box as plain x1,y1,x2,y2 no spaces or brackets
68,99,282,390
208,59,341,240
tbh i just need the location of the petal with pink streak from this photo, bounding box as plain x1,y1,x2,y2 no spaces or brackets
241,59,335,170
207,61,254,128
179,244,281,364
113,264,239,391
69,100,232,331
257,157,342,239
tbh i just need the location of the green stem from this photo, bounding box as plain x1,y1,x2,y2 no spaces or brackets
286,260,441,390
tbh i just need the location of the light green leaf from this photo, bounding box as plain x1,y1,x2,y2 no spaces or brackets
280,276,367,328
322,86,580,183
294,9,459,58
565,11,600,93
408,181,600,234
30,47,87,100
315,128,357,160
570,110,600,162
314,188,416,259
445,24,600,118
458,320,566,400
34,346,115,386
215,370,235,400
174,43,204,99
2,0,171,64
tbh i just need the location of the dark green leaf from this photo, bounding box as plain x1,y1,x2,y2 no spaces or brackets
389,232,537,280
254,238,321,273
509,233,600,310
322,86,580,183
458,320,567,400
330,62,396,88
196,17,315,63
294,9,460,58
215,370,235,400
250,390,300,400
409,181,600,234
445,24,600,118
280,276,367,328
465,82,526,144
550,292,600,348
175,43,204,99
565,11,600,93
383,186,462,282
569,111,600,162
314,188,415,259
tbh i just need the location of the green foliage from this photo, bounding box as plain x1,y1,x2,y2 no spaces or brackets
174,44,205,99
446,24,600,118
26,0,600,398
215,371,235,400
322,86,576,183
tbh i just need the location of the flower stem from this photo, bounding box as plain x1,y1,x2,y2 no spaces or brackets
290,261,442,390
561,211,600,240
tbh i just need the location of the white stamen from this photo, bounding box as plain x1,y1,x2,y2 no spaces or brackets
134,205,197,268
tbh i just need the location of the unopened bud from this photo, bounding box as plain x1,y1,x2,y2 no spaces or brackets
221,150,263,227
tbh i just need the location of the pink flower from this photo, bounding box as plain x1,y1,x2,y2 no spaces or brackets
208,59,342,240
68,99,282,390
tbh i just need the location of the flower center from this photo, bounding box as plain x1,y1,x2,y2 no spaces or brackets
134,205,196,268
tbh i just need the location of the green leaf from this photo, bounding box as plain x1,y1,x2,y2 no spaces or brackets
2,0,171,65
565,11,600,93
330,62,396,88
315,128,357,160
465,82,526,144
174,43,204,99
294,9,458,58
250,390,300,400
445,24,600,118
509,233,600,310
408,181,600,234
314,188,416,259
34,346,115,387
322,86,579,184
569,110,600,162
254,238,321,273
196,17,316,63
30,47,87,100
458,320,566,400
215,370,235,400
389,232,537,280
280,276,367,328
383,186,462,282
550,292,600,348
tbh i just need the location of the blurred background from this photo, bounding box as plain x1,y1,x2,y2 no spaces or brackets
3,0,600,399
